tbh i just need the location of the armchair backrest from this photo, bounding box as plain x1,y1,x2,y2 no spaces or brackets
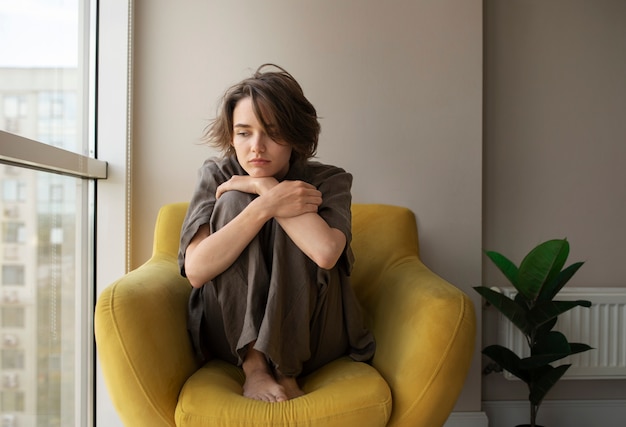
152,202,189,260
349,204,422,318
350,204,420,286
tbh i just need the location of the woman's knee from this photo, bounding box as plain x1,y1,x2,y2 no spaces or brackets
212,191,256,225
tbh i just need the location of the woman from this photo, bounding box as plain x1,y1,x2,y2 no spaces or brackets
178,64,375,403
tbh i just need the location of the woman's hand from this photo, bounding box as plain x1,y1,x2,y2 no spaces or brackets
216,176,322,219
260,180,322,218
216,175,277,199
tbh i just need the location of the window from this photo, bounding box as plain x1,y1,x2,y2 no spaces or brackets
2,223,25,244
1,266,24,286
2,180,26,202
2,0,132,425
0,390,25,412
1,307,24,328
1,349,24,370
2,95,28,134
0,0,108,426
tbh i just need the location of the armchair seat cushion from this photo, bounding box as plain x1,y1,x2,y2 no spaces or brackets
175,357,392,427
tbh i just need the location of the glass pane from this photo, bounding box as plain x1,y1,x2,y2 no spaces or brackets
1,165,91,427
0,0,91,157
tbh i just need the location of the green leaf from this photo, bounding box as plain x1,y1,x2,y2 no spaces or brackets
474,286,530,334
520,331,571,368
528,299,592,328
523,338,593,368
518,239,569,301
538,261,585,301
482,345,530,383
535,317,558,338
485,250,519,287
529,364,570,405
533,331,570,355
514,292,533,310
520,353,569,369
569,343,594,356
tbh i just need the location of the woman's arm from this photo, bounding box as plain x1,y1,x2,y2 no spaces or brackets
184,199,270,288
276,213,346,270
232,176,346,269
234,176,346,270
184,177,326,287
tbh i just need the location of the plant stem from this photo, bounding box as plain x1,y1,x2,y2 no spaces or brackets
530,402,537,427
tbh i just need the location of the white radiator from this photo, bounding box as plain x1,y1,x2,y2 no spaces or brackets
497,287,626,380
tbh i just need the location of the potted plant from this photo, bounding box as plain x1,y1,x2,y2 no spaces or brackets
474,238,593,427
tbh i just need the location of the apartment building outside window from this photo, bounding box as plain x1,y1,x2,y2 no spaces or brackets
0,1,110,426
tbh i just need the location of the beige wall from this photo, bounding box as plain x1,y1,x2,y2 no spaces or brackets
484,0,626,401
131,0,483,412
128,0,626,417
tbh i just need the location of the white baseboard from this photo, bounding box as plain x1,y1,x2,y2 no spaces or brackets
483,400,626,427
444,411,489,427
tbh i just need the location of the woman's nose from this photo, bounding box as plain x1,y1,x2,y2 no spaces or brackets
251,135,266,153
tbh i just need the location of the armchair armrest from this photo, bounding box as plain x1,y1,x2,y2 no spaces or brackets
95,255,198,427
370,258,476,427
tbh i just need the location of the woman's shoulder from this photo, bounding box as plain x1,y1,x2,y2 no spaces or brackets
200,155,238,169
199,156,245,179
303,160,348,175
304,161,352,183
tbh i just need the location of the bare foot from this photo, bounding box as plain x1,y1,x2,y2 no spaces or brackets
242,348,288,402
243,367,289,402
276,372,305,400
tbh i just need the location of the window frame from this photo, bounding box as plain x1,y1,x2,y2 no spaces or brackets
94,0,134,425
0,0,134,425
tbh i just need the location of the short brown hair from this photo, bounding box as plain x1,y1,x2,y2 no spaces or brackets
204,64,320,163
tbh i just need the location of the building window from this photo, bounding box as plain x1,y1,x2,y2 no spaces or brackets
1,349,24,370
1,266,24,286
2,223,25,244
0,390,25,412
0,307,24,328
2,95,28,134
1,181,26,203
49,184,64,203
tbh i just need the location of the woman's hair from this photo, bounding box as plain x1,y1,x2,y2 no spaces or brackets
204,64,320,163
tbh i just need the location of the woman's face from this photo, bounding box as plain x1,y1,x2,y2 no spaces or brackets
231,97,292,179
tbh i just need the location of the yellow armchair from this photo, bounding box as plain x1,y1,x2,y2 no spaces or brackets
95,203,475,427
